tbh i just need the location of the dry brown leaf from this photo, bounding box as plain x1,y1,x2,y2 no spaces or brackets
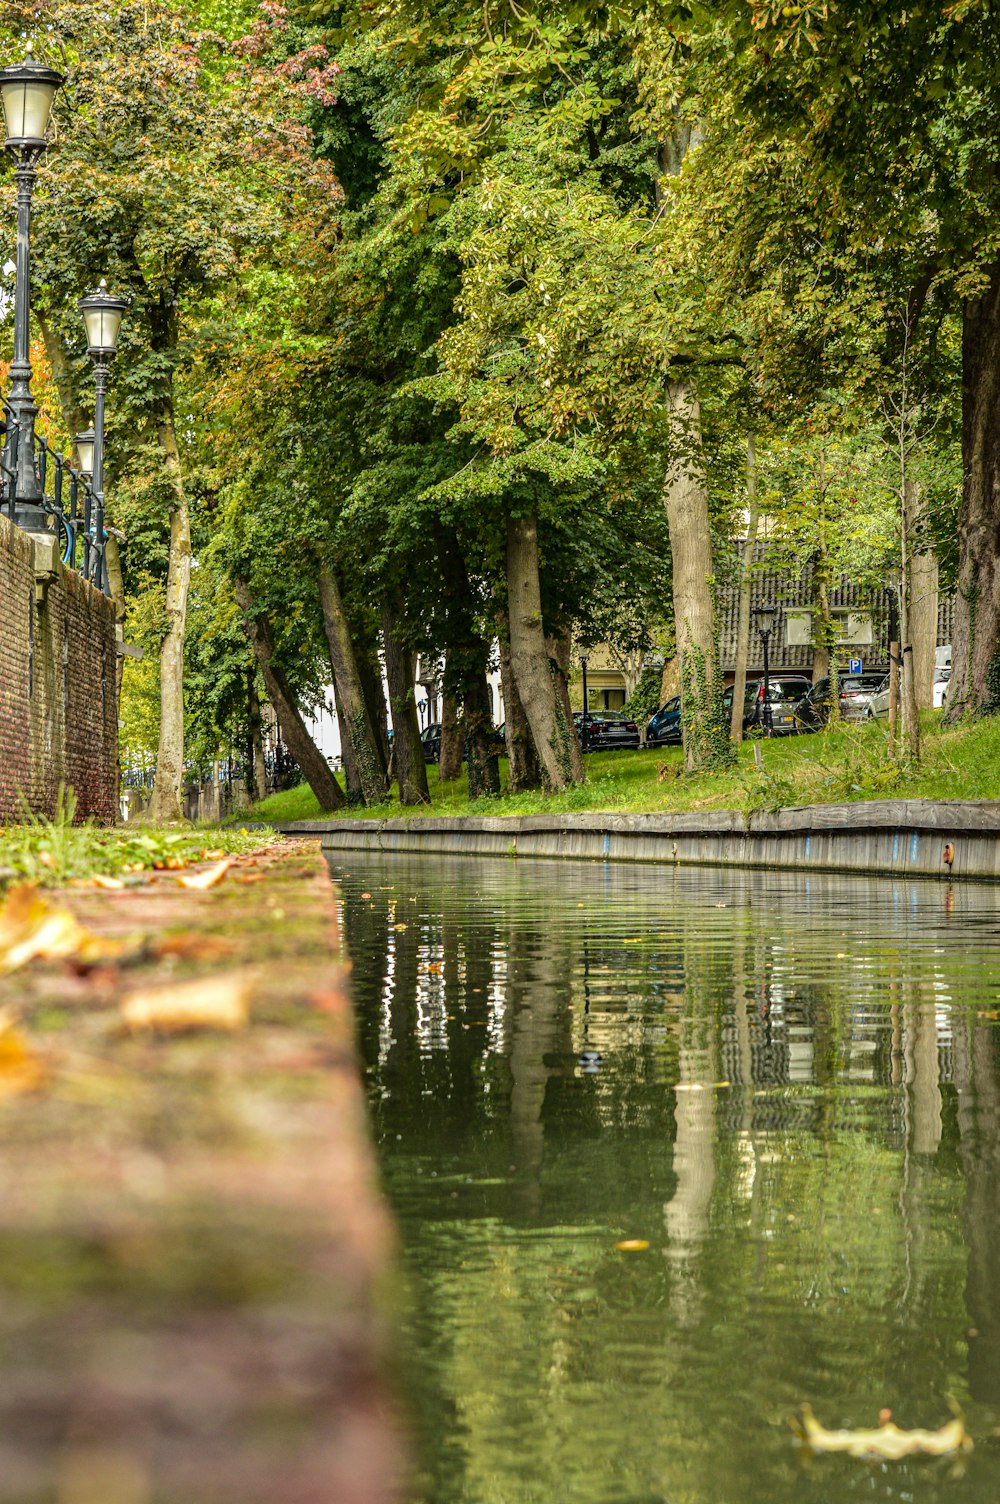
147,933,234,961
796,1405,973,1460
120,971,251,1032
91,874,125,891
234,872,266,885
176,859,232,892
0,884,124,974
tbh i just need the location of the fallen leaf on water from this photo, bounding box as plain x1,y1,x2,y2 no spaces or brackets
0,1011,45,1095
120,971,251,1032
360,892,372,900
0,884,124,974
392,923,408,931
795,1404,973,1460
176,859,232,891
615,1239,650,1252
91,874,125,891
423,962,443,974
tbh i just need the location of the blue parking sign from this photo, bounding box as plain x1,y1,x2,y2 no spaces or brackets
848,657,862,674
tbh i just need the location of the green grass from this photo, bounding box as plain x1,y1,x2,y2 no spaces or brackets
240,710,1000,825
0,792,274,888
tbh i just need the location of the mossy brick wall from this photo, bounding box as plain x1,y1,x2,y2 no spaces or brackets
0,512,117,823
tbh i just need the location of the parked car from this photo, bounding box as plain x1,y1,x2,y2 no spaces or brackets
794,672,889,730
867,664,951,719
420,722,442,762
646,695,682,747
741,675,811,736
578,710,641,751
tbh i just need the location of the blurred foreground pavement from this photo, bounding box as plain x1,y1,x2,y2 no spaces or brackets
0,838,403,1504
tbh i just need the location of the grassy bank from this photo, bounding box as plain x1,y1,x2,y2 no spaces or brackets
242,711,1000,825
0,804,273,888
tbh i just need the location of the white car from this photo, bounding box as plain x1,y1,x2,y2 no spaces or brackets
868,666,950,718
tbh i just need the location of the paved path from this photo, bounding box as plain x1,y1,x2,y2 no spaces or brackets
0,840,401,1504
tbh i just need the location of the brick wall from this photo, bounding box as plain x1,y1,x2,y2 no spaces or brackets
0,512,117,823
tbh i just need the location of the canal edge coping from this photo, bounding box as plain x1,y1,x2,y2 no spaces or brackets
278,799,1000,883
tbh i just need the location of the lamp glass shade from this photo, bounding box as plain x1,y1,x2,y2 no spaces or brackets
0,58,63,145
73,429,95,477
79,284,128,356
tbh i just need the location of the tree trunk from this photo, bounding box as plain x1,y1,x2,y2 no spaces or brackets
662,383,717,771
234,580,346,811
951,261,1000,716
730,433,761,743
909,493,939,710
545,629,585,782
358,649,390,778
497,614,542,791
382,599,430,806
438,687,464,782
464,664,501,800
900,480,922,759
332,674,363,804
247,670,267,803
505,508,576,790
150,406,191,822
317,564,387,805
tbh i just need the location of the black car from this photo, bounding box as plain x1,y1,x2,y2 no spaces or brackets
420,722,442,762
579,710,641,751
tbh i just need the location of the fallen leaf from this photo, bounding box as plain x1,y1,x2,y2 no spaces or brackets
147,933,234,961
0,1011,45,1095
615,1239,650,1252
199,849,225,860
234,872,266,885
176,859,232,891
360,892,372,900
91,874,125,891
423,962,443,974
37,851,58,871
120,971,251,1032
392,922,408,931
795,1404,972,1460
0,884,123,974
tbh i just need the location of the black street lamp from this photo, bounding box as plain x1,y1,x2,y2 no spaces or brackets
580,653,590,750
78,281,128,589
0,45,64,532
753,605,778,734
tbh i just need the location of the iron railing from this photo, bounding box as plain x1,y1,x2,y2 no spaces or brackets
0,394,108,593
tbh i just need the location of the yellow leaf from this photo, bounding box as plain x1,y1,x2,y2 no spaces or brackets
0,884,123,974
796,1405,972,1459
615,1239,650,1252
0,1012,45,1095
120,971,252,1032
92,874,125,891
176,859,232,891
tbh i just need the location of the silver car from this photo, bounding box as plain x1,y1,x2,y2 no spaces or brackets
868,666,950,718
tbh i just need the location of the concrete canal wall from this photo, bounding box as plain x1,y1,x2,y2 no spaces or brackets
281,800,1000,883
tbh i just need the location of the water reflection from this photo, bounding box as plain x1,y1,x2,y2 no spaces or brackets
333,854,1000,1504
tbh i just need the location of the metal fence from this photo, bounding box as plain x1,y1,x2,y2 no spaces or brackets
0,394,108,593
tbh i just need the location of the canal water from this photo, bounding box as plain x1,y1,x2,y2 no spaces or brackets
330,852,1000,1504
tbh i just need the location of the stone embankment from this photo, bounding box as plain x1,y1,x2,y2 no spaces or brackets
281,800,1000,883
0,839,401,1504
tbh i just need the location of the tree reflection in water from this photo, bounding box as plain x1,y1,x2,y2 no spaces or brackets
336,855,1000,1504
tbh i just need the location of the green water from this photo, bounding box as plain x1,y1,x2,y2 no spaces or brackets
331,853,1000,1504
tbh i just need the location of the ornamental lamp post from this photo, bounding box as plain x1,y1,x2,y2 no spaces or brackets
752,605,778,734
580,653,590,751
72,427,95,479
78,281,128,588
0,45,64,532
